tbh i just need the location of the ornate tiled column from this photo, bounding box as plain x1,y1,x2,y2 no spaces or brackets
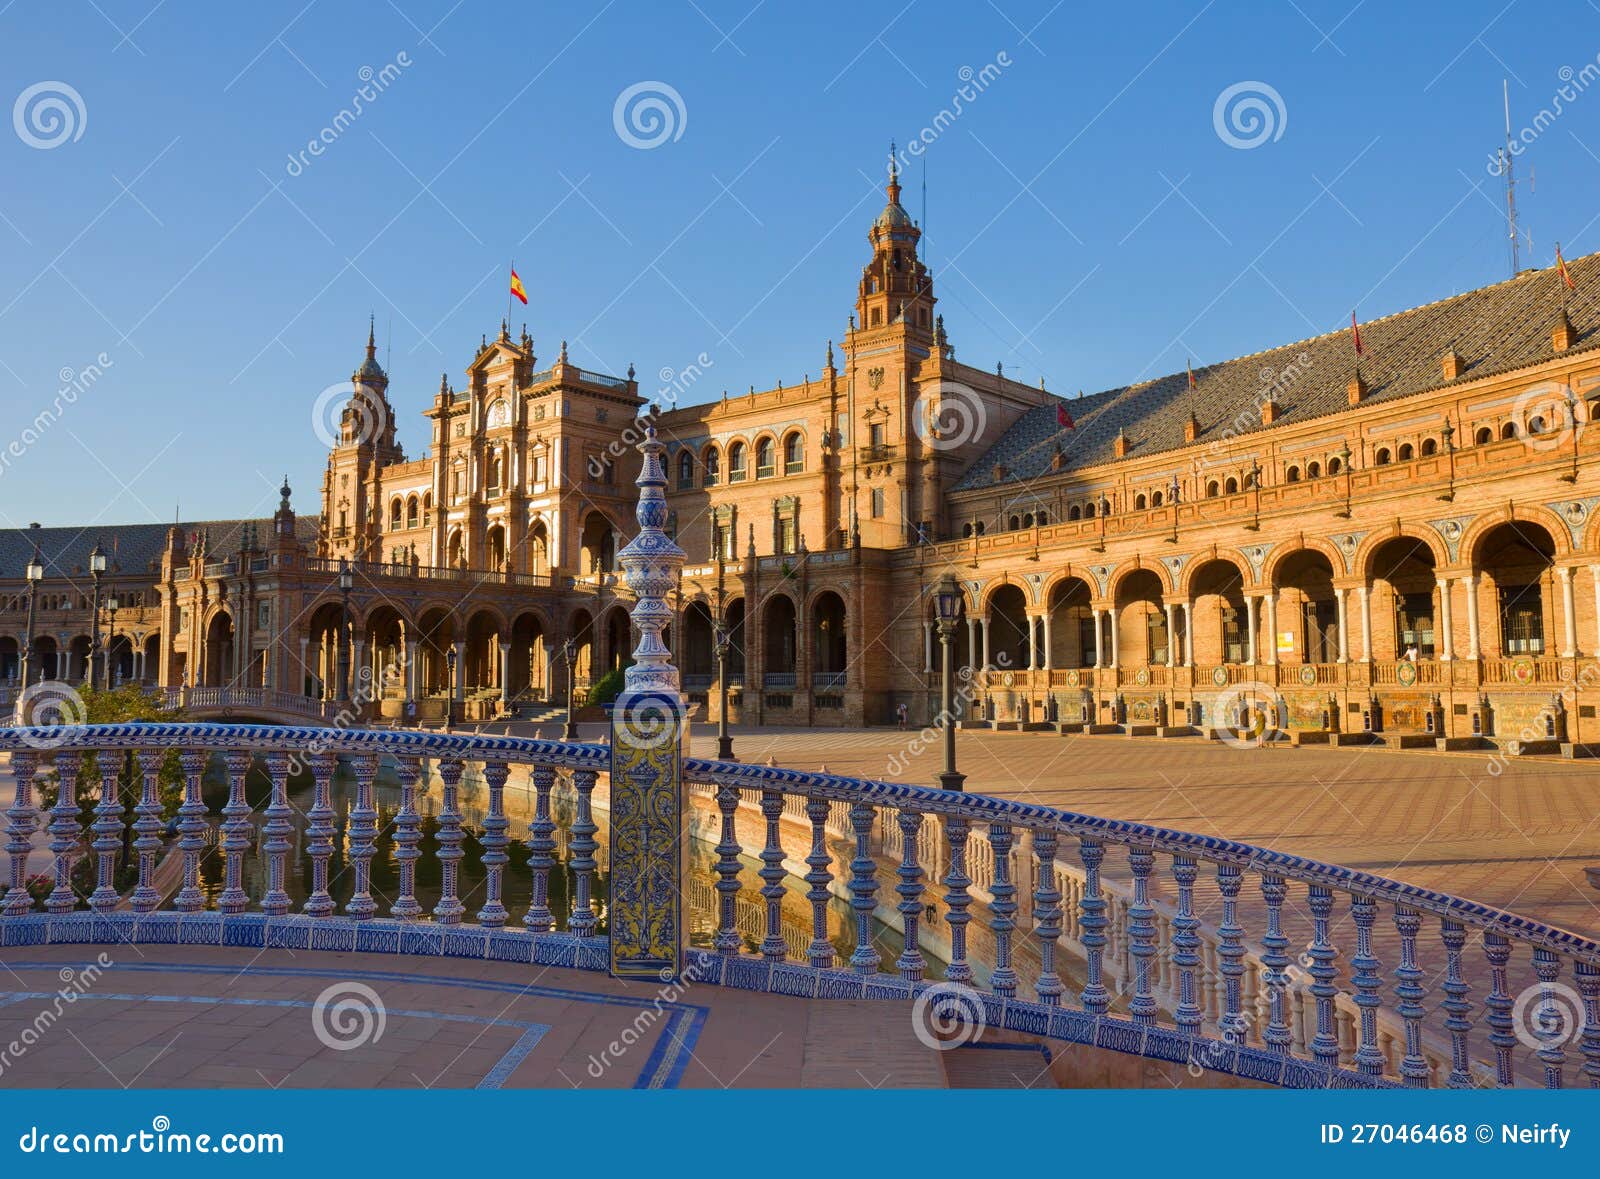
609,424,688,980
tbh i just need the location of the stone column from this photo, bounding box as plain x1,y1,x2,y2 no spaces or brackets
452,640,465,703
1464,574,1481,659
1092,609,1105,668
981,617,992,671
499,640,512,706
1435,578,1453,662
404,639,419,706
1334,588,1349,663
1027,616,1039,670
1042,609,1054,671
298,636,310,696
1109,609,1120,668
922,621,933,673
1357,585,1372,663
1245,595,1259,665
1559,566,1578,658
1164,602,1177,667
1181,602,1194,667
966,616,978,674
1263,591,1279,666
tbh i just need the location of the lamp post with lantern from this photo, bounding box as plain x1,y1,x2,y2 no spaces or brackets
104,593,120,689
935,573,966,792
88,542,106,688
561,637,578,740
19,549,42,692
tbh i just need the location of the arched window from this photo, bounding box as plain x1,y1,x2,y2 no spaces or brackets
1501,421,1518,440
962,522,973,537
1022,513,1034,528
1206,480,1220,497
1397,442,1415,461
1069,505,1082,520
677,451,694,489
975,521,986,535
1306,461,1321,479
1036,511,1048,526
1374,448,1391,465
728,442,747,481
1528,416,1547,436
755,437,775,478
1285,466,1300,483
1224,476,1239,494
1084,501,1096,519
1476,426,1493,445
422,492,432,526
1008,515,1020,530
1151,491,1163,508
783,432,803,474
390,499,402,530
1420,438,1438,457
1327,457,1342,475
406,495,419,528
1134,493,1147,510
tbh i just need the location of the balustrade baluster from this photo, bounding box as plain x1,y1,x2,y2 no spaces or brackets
346,754,380,920
1350,895,1384,1077
567,768,598,937
1078,837,1109,1015
89,752,123,913
943,816,974,985
521,764,554,931
303,752,337,917
260,753,292,916
987,823,1018,997
1392,904,1429,1086
1126,844,1156,1025
45,752,83,914
1259,872,1290,1051
894,810,926,982
217,750,253,914
1575,960,1600,1089
433,758,467,925
1216,863,1246,1041
1170,855,1201,1034
712,784,741,953
173,750,209,911
1438,919,1473,1088
1032,830,1064,1005
391,757,424,920
1305,885,1340,1070
1483,931,1517,1087
847,802,879,974
1532,947,1567,1088
130,750,164,913
477,761,510,927
804,796,834,968
758,787,787,960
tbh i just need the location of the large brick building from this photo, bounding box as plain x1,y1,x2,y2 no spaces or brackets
7,164,1600,745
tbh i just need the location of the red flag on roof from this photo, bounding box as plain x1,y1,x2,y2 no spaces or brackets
1056,401,1074,430
1557,243,1577,291
1187,360,1197,391
1351,311,1365,358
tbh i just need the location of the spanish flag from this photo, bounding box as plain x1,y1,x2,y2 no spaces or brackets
510,268,528,305
1186,360,1197,391
1557,243,1576,291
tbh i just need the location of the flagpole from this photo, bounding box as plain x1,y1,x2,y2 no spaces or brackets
507,259,513,327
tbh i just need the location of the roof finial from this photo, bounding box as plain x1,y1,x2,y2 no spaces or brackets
366,314,376,358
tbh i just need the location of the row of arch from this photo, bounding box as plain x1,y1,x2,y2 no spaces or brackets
677,431,805,489
0,632,157,685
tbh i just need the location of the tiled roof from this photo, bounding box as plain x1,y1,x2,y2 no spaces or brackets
954,253,1600,492
0,517,320,584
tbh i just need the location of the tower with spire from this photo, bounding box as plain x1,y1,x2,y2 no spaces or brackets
320,319,405,560
855,147,936,337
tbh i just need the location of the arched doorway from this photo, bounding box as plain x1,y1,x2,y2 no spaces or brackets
985,584,1029,671
1472,522,1557,657
581,513,617,574
485,524,507,572
1367,537,1438,660
1189,559,1249,666
763,595,797,685
1046,578,1093,668
812,591,847,688
600,606,630,674
1274,550,1339,664
416,607,456,696
683,601,715,684
68,635,91,684
203,612,235,687
1114,569,1167,667
141,633,160,686
364,605,407,699
464,610,505,693
527,520,550,578
509,612,548,699
567,608,595,689
1,636,20,682
304,602,347,699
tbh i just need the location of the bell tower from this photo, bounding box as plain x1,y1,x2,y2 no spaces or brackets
320,318,404,560
855,151,935,338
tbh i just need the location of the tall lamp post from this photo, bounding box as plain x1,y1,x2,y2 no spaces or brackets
104,594,120,688
714,617,734,760
1440,419,1457,501
88,542,105,688
19,549,42,692
1336,442,1353,518
1563,390,1580,484
935,573,966,792
444,645,458,731
336,558,353,702
561,637,578,740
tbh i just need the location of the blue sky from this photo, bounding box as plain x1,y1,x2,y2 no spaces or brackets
2,0,1596,528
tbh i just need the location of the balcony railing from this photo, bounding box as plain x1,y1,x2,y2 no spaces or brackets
0,719,1592,1088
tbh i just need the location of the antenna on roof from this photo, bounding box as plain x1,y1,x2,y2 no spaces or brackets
1502,79,1525,278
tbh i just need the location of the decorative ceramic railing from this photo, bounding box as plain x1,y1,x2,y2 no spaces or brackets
0,721,1595,1089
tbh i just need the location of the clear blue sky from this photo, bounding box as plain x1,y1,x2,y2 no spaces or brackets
1,0,1594,529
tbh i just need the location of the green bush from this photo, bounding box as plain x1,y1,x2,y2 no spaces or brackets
586,667,627,706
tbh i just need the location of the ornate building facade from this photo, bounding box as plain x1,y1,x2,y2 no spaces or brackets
7,165,1600,745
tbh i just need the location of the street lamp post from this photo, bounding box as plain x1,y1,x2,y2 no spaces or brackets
714,617,734,760
1336,442,1353,518
1248,460,1263,531
1563,390,1580,483
561,637,578,741
935,573,966,792
88,542,105,689
1441,419,1457,500
18,549,42,692
336,558,353,703
444,645,457,731
1167,473,1180,544
105,594,120,688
